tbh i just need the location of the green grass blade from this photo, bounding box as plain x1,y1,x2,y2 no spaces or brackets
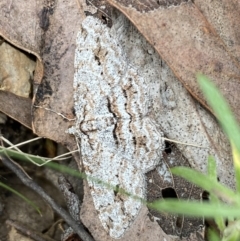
197,74,240,193
149,199,240,219
207,156,217,181
0,181,41,215
231,144,240,194
171,166,240,205
207,156,225,231
207,228,221,241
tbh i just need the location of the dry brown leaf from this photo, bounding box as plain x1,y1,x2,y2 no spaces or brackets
0,0,44,128
0,0,84,148
195,0,240,61
0,90,32,128
0,1,42,56
31,0,84,150
106,0,240,122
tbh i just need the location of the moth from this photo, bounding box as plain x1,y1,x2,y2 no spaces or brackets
69,16,164,238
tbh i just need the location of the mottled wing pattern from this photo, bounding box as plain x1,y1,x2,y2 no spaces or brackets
69,16,164,238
